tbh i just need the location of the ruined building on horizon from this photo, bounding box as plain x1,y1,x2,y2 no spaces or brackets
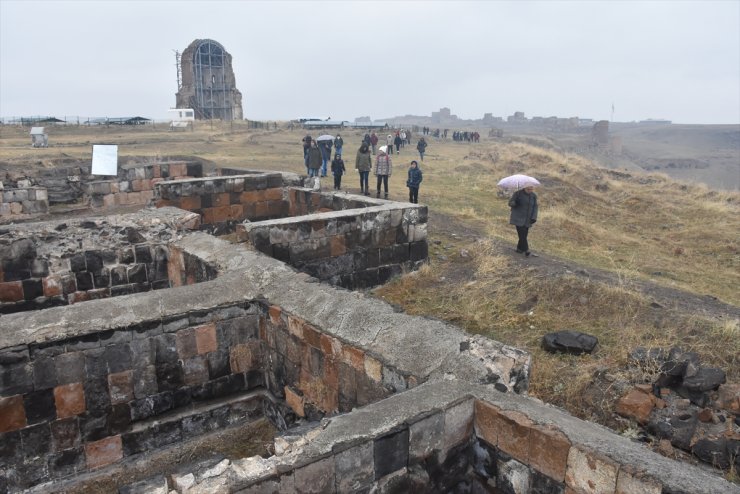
175,39,243,121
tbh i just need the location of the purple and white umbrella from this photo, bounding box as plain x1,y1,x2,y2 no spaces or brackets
497,174,541,190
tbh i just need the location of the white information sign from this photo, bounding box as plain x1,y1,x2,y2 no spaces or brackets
91,144,118,176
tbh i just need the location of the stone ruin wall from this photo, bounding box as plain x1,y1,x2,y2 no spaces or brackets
0,222,531,492
1,165,738,493
0,209,203,315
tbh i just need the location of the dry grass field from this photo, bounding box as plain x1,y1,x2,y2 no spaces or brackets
1,121,738,433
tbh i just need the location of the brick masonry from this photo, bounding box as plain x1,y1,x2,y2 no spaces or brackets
155,172,287,231
85,161,201,209
239,189,428,288
0,187,49,218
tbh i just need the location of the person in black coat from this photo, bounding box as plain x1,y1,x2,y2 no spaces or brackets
406,160,423,204
508,186,538,256
331,153,345,190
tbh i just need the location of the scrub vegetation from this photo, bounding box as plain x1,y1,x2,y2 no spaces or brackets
1,121,737,430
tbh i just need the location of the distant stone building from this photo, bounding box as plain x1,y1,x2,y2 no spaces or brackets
175,39,243,121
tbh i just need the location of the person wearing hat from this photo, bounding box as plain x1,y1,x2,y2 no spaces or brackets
355,143,373,195
406,160,423,204
374,146,392,199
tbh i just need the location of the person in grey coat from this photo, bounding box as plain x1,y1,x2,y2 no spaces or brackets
508,186,538,256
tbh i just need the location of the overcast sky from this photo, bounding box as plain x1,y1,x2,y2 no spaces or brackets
1,0,738,124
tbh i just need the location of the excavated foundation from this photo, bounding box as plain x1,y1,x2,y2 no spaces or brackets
0,163,736,494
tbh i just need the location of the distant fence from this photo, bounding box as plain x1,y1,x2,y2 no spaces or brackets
0,117,278,130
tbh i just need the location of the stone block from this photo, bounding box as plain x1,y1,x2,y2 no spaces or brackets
529,424,571,482
474,399,501,447
182,356,209,386
294,456,335,494
23,388,56,424
85,435,123,469
331,442,375,491
132,365,158,399
108,370,134,405
41,275,62,297
20,422,51,458
103,343,133,373
48,445,85,478
195,323,218,354
303,323,322,349
444,399,474,452
364,355,383,382
496,409,534,464
50,417,80,452
0,395,27,432
409,411,444,461
1,362,34,395
285,386,304,417
565,446,618,494
55,351,86,385
175,327,198,359
374,427,409,479
497,454,531,494
54,382,86,418
615,466,662,494
0,280,23,302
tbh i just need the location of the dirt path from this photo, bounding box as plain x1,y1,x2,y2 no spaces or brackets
428,211,740,321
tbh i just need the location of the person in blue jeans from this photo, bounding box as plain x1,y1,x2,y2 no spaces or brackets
406,160,423,203
331,153,345,190
307,142,323,177
319,140,332,177
334,134,343,157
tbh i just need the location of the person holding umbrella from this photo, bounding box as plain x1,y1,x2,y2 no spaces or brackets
508,184,538,256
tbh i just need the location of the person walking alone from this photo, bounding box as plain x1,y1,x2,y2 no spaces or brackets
416,137,427,161
375,146,392,199
508,186,538,256
333,134,344,157
331,153,345,190
355,143,372,195
406,160,422,204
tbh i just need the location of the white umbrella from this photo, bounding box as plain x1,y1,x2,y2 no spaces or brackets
497,174,541,190
316,134,334,141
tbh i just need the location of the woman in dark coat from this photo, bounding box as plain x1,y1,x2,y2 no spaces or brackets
331,153,345,190
508,186,538,256
307,142,323,178
355,143,373,195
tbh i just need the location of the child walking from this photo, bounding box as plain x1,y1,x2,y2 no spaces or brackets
406,160,423,203
331,153,345,190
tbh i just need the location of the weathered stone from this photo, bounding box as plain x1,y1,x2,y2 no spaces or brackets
683,367,726,392
409,411,444,461
293,456,335,494
565,446,618,494
54,382,86,418
616,388,655,425
716,383,740,412
529,424,570,482
23,388,56,424
542,331,598,355
374,427,409,479
0,395,27,432
615,465,662,494
118,475,168,494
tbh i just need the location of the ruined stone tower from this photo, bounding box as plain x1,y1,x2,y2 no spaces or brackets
175,39,243,120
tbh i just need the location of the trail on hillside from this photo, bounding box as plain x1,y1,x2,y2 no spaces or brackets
428,211,740,322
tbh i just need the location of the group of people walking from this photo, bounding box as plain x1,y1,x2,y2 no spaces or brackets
301,132,539,255
303,133,424,203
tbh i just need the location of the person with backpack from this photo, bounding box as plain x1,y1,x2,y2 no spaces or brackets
406,160,423,204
